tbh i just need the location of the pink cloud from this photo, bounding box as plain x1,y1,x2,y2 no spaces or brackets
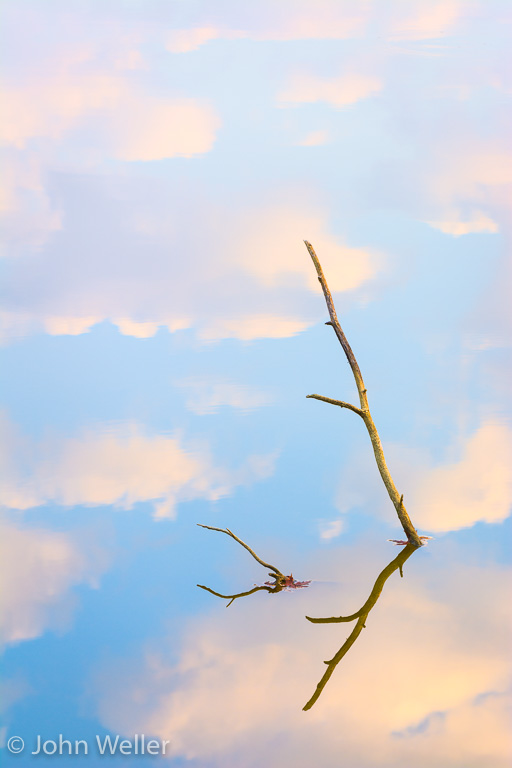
389,1,465,41
0,416,277,519
0,519,107,646
279,73,382,108
411,422,512,533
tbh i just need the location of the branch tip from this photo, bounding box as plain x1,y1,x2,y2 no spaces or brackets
197,523,283,576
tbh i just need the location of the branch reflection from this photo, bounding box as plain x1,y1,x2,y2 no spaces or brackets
197,524,421,712
197,523,311,607
303,543,418,710
197,580,284,608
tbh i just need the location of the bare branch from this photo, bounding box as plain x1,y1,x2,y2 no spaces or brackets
306,607,367,624
306,394,365,417
303,615,368,711
306,544,416,624
304,240,368,410
303,544,417,710
197,524,284,577
197,584,279,606
304,240,423,548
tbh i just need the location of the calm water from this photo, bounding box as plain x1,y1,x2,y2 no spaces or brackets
1,2,511,767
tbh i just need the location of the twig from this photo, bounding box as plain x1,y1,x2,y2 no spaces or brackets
197,524,284,578
197,583,280,607
306,394,364,417
303,615,368,711
303,543,417,710
304,240,423,547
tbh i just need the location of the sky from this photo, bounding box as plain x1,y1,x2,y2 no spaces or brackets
1,1,511,766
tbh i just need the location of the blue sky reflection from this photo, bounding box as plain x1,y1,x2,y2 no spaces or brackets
1,1,511,766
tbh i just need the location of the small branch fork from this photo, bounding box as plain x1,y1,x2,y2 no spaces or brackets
197,583,281,608
306,394,364,417
197,524,284,578
304,240,423,548
196,524,290,600
303,543,417,710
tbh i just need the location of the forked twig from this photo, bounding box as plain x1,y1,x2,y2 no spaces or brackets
303,543,417,710
197,523,284,578
197,583,281,608
304,241,423,547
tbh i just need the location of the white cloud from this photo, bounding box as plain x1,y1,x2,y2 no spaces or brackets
109,97,220,162
0,40,220,256
1,194,379,343
426,211,499,236
0,75,121,149
279,73,382,108
233,207,378,293
3,0,507,349
198,315,310,342
175,377,273,415
295,129,330,147
44,315,102,336
0,150,63,254
0,519,107,646
166,27,243,53
319,519,345,540
165,2,369,51
0,76,219,162
0,415,277,518
112,318,162,338
389,2,465,41
411,421,512,533
429,150,512,214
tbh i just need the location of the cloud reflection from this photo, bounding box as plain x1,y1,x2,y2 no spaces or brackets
0,519,107,646
413,421,512,532
94,543,511,766
0,416,276,518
